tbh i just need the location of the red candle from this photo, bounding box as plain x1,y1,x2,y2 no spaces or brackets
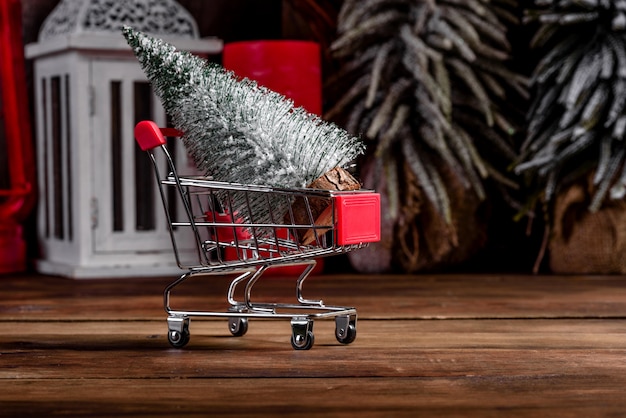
222,40,324,275
223,40,322,116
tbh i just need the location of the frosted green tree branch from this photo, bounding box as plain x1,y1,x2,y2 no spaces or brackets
123,27,365,231
123,26,364,189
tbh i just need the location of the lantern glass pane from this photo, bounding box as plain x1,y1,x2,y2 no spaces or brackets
51,76,64,240
111,80,123,232
133,81,154,231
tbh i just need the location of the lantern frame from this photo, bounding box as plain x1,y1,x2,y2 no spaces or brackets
25,0,222,278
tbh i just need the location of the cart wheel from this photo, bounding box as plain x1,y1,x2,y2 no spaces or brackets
335,315,357,345
336,324,356,344
291,330,315,350
291,318,315,350
167,316,190,348
168,328,190,348
228,317,248,337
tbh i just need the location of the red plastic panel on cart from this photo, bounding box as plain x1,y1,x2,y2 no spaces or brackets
334,193,380,245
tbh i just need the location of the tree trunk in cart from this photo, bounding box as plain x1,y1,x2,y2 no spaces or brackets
294,167,361,245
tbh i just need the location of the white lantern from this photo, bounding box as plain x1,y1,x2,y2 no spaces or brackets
26,0,222,278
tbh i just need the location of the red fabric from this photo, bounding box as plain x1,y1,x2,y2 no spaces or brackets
0,0,35,273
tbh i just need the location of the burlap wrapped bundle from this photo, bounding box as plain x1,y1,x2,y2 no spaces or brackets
550,176,626,274
349,159,488,273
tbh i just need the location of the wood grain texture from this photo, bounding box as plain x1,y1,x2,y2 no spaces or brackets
4,273,626,320
1,273,625,416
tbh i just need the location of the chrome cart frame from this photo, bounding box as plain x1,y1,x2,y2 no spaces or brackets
134,120,380,350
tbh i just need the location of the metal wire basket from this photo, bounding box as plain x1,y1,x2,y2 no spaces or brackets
135,120,380,350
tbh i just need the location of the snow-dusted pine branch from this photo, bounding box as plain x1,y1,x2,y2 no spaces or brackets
123,26,364,190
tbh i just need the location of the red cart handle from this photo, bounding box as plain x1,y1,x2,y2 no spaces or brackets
134,120,183,151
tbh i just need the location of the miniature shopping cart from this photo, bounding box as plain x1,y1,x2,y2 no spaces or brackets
134,121,380,350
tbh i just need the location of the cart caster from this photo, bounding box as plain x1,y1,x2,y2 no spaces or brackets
291,318,314,350
228,317,248,337
167,316,190,348
168,329,190,348
335,315,357,345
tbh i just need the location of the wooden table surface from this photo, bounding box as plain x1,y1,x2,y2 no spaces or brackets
1,272,625,417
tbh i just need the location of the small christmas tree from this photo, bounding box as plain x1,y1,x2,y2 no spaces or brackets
123,27,364,231
519,1,626,211
517,1,626,273
326,0,526,272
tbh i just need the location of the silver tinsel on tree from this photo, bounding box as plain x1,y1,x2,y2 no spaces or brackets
123,27,364,229
123,27,364,189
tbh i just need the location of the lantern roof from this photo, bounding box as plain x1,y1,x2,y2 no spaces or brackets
25,0,221,59
38,0,200,41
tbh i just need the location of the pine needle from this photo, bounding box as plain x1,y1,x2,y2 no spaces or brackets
330,0,525,226
521,0,626,215
123,26,365,227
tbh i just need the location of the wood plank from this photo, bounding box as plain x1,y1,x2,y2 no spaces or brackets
3,273,626,320
2,376,625,418
2,273,626,416
2,320,625,379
